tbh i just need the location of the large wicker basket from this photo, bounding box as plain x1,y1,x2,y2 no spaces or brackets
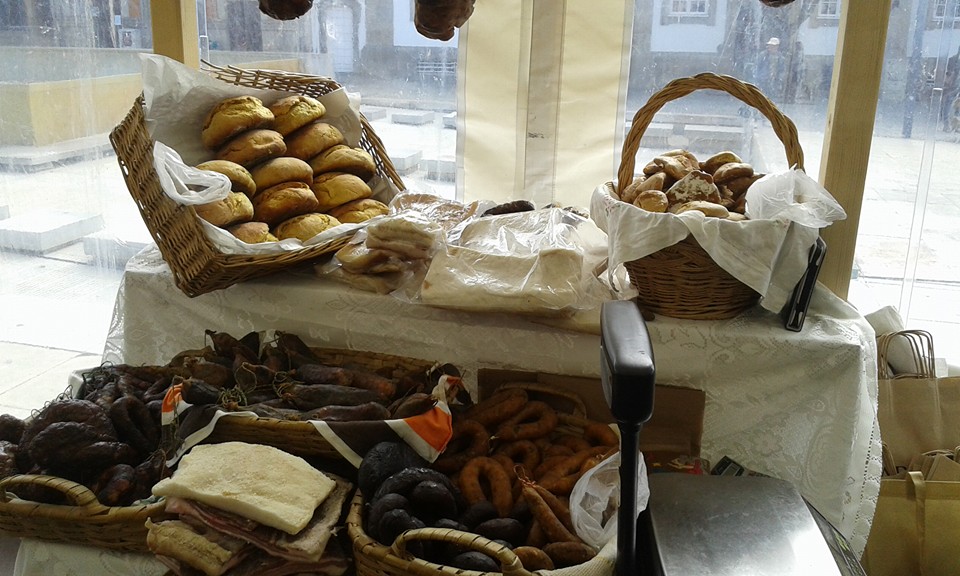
200,347,443,459
109,63,405,298
346,491,537,576
617,72,805,320
0,474,171,552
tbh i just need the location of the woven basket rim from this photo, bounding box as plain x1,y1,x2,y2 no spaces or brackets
617,71,804,194
346,491,536,576
108,64,405,297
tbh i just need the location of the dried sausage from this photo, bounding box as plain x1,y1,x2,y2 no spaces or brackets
494,401,557,442
463,388,527,428
458,456,513,517
543,541,597,568
514,546,555,571
434,419,490,474
519,481,580,544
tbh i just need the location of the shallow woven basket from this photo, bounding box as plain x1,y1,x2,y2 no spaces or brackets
618,72,805,320
346,491,537,576
0,474,171,552
109,62,405,298
202,347,441,458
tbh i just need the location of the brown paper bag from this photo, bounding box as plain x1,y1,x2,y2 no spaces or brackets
861,471,960,576
876,331,960,469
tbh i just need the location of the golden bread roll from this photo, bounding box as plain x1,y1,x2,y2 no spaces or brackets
726,212,748,222
619,179,642,204
700,151,743,175
249,157,314,193
227,221,279,243
201,96,275,151
653,155,694,181
308,145,377,181
311,172,372,211
252,181,320,226
327,198,389,224
274,212,342,242
195,160,257,197
634,190,669,213
712,162,754,184
194,192,254,227
724,173,764,195
285,121,345,161
665,170,721,206
669,200,730,218
269,95,327,136
216,129,287,167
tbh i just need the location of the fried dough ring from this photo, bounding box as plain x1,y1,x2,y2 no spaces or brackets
433,419,490,474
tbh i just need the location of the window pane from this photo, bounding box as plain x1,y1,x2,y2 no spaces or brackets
628,2,834,176
0,2,153,416
202,1,458,200
850,1,960,363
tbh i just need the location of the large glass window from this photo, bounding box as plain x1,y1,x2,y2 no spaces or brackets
200,0,458,199
0,0,153,417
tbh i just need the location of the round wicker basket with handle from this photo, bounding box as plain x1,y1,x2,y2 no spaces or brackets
617,72,805,320
0,474,170,552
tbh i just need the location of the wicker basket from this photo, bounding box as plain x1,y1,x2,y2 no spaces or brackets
201,347,442,459
617,72,805,320
346,491,536,576
0,474,171,552
109,63,405,298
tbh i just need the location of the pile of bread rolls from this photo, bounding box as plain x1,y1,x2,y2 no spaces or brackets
618,149,764,221
192,94,389,244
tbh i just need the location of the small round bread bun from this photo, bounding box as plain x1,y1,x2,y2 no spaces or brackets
308,145,377,181
712,162,754,185
327,198,389,224
252,181,320,226
669,200,730,218
311,172,373,211
285,121,345,161
274,212,342,242
227,221,279,244
195,160,257,197
249,157,314,193
202,96,274,150
269,95,327,136
216,129,287,167
634,190,669,213
194,192,254,228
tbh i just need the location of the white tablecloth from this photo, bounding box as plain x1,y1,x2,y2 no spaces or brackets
13,539,165,576
112,247,881,549
17,245,880,571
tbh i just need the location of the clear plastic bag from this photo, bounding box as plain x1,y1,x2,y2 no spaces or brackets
745,168,846,228
152,141,232,205
569,451,649,549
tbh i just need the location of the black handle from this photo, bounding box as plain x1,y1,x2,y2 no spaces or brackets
600,299,656,576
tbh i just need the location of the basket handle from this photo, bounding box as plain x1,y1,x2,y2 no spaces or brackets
0,474,108,512
391,527,535,576
617,72,805,195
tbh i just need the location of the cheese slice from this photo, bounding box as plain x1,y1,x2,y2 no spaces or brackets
152,442,335,535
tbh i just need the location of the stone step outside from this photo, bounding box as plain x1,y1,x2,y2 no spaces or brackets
0,210,104,254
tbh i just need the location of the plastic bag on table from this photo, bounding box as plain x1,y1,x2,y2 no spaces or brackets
418,207,612,316
569,451,649,549
745,168,846,227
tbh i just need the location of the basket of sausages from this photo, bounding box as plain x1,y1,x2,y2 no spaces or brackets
594,72,807,320
346,383,621,576
0,369,175,552
158,329,457,465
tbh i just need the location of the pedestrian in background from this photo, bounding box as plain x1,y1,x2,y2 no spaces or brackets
756,37,783,102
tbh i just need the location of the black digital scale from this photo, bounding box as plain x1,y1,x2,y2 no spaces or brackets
599,299,867,576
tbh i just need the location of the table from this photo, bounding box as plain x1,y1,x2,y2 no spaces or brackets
17,245,882,570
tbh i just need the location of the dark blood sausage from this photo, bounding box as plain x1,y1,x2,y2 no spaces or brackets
294,364,396,401
303,402,391,422
280,383,382,411
109,396,158,455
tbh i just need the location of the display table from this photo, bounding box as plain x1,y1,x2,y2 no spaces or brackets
16,245,882,570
